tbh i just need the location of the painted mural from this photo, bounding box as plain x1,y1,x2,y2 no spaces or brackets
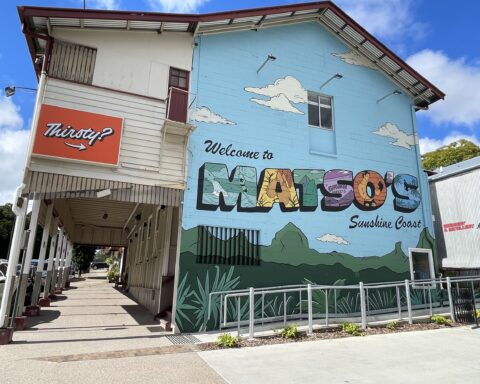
176,22,436,332
197,161,421,215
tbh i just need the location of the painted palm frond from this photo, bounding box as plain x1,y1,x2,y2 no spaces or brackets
263,294,296,318
336,291,361,314
366,288,397,311
299,278,346,313
175,272,195,330
191,266,240,331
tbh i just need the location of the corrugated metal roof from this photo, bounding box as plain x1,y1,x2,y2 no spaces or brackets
429,156,480,181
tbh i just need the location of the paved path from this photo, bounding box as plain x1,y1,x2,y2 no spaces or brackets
1,272,225,384
200,326,480,384
3,273,479,383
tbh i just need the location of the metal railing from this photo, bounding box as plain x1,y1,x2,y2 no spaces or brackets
207,276,480,339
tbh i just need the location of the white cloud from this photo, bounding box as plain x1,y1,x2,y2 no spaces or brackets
147,0,210,13
332,51,377,70
0,95,29,204
419,133,480,154
316,233,349,245
335,0,425,42
190,106,235,125
373,122,415,150
0,129,30,204
245,76,307,114
0,96,23,129
81,0,120,9
250,94,303,114
407,49,480,127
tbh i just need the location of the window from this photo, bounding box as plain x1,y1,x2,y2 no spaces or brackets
169,68,189,90
408,248,435,286
197,225,260,266
307,91,333,130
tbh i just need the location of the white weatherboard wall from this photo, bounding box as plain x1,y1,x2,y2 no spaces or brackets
50,29,193,99
29,77,187,187
432,168,480,268
27,29,194,188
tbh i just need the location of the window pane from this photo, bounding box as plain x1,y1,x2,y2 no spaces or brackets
178,78,187,88
171,69,180,76
320,106,332,129
170,76,179,87
307,92,318,103
319,96,331,106
308,104,319,126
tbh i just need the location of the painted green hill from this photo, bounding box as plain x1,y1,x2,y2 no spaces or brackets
260,222,409,273
180,223,435,275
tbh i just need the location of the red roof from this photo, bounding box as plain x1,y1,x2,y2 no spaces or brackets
18,1,444,107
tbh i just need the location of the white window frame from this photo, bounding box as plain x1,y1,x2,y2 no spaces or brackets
408,247,435,288
307,91,334,130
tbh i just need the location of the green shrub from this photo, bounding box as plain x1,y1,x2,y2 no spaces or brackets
280,324,298,339
476,309,480,320
342,322,365,336
216,333,239,348
386,321,398,330
430,315,452,326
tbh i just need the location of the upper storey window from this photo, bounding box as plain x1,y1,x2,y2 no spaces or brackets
169,68,189,90
307,91,333,130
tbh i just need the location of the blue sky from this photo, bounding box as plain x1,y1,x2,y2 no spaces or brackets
0,0,479,203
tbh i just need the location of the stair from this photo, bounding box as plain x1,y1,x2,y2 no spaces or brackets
155,306,172,331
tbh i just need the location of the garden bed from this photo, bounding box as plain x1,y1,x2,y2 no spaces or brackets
197,321,461,351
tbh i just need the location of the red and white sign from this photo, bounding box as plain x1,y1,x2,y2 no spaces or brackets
32,104,123,166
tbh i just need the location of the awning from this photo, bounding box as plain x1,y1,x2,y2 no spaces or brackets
23,170,183,206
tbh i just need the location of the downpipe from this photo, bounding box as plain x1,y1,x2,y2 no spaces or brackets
0,185,27,328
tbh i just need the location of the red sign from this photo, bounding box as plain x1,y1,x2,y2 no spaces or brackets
443,221,474,232
32,104,123,166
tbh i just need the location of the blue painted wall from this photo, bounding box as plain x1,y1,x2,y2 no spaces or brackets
175,22,435,332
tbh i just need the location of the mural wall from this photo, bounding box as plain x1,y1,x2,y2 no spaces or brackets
176,22,435,332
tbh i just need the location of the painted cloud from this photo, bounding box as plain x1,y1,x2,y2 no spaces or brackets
250,94,303,114
316,233,349,245
373,122,416,150
190,106,235,125
332,50,377,70
245,76,307,114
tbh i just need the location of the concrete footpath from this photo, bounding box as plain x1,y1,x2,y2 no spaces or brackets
200,326,480,384
2,273,479,383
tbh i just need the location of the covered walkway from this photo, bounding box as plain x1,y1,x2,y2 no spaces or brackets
11,271,172,351
1,271,224,384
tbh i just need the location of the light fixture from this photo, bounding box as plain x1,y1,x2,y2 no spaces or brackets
4,86,37,97
257,54,277,74
102,212,108,220
319,73,343,90
376,90,402,103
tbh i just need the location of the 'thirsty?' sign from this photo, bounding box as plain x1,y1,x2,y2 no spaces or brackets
32,104,123,166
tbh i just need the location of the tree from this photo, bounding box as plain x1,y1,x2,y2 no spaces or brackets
422,139,480,170
72,245,96,273
0,204,15,259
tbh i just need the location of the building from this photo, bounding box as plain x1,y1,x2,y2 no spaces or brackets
2,2,444,333
429,157,480,276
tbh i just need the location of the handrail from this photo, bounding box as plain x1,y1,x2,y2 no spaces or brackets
208,275,480,339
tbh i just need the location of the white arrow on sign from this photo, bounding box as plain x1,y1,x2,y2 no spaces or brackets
64,142,87,151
